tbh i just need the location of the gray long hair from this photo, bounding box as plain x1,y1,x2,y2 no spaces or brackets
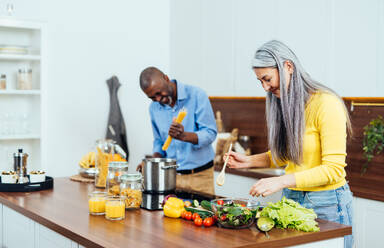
252,40,352,165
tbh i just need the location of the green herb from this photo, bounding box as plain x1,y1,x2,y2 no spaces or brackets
362,116,384,174
260,197,319,232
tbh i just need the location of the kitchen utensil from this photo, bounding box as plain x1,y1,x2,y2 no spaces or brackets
216,143,232,186
13,148,29,184
210,198,260,229
142,158,178,193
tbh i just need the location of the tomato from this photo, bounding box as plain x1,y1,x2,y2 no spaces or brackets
220,215,227,221
181,210,186,219
184,201,192,208
217,200,224,205
203,217,213,227
185,211,192,221
194,217,203,227
241,204,246,207
192,213,200,221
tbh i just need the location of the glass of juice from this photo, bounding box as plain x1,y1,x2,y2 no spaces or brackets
88,191,107,215
105,196,125,220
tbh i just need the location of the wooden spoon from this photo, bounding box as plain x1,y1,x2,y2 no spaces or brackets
216,143,233,186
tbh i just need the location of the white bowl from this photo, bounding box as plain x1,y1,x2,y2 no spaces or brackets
29,174,46,183
1,174,17,184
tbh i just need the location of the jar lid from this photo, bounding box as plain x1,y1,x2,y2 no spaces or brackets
121,173,142,182
108,161,128,169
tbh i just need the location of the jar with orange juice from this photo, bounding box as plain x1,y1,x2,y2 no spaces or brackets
94,139,126,188
105,196,126,220
88,191,107,215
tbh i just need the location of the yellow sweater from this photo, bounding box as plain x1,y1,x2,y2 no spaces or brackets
267,92,347,191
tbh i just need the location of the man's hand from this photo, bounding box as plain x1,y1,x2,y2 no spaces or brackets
168,121,185,140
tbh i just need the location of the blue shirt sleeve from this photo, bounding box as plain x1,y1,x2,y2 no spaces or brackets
149,105,166,157
192,90,217,149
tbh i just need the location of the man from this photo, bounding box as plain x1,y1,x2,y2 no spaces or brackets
139,67,217,195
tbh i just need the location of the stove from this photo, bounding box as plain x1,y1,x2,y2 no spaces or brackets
141,190,215,210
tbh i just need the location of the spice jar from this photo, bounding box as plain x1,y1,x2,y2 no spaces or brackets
105,196,125,220
0,74,6,90
88,191,107,215
17,68,32,90
120,173,143,209
106,161,128,195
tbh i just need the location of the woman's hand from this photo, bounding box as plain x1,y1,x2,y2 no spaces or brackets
249,174,296,197
224,151,252,169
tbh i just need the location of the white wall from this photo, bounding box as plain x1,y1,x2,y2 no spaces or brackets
170,0,384,97
1,0,170,176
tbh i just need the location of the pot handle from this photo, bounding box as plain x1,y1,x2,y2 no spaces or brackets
161,164,179,170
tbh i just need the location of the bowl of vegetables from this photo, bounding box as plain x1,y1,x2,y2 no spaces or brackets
211,198,260,229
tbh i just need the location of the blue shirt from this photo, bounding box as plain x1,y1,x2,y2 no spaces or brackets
149,80,217,170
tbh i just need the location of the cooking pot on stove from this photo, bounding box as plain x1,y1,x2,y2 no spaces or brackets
142,158,178,193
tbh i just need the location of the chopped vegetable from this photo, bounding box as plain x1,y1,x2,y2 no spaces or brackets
214,201,254,228
193,199,200,208
184,201,192,207
260,197,320,232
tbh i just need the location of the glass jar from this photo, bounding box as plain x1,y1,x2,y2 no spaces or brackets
120,173,143,209
105,196,125,220
88,191,107,215
106,161,129,195
17,68,32,90
94,139,126,188
0,74,6,90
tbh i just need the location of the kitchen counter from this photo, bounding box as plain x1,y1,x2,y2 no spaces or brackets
0,178,351,248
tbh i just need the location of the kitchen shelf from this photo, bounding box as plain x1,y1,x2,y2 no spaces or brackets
0,54,40,61
0,90,40,95
0,134,40,140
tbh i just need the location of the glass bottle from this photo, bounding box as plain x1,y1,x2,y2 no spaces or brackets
0,74,6,90
17,68,32,90
94,139,126,188
120,173,143,209
106,161,128,195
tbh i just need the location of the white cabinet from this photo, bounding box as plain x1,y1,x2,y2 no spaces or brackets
353,197,384,248
0,205,80,248
2,205,35,248
35,223,78,248
0,18,46,173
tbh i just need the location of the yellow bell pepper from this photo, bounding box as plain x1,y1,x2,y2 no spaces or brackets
163,197,185,218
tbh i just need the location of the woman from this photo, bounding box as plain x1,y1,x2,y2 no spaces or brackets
226,40,353,248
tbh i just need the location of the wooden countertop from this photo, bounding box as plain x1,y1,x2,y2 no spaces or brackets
0,178,351,248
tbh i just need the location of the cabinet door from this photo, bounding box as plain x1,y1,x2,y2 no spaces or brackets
2,205,35,248
35,223,75,248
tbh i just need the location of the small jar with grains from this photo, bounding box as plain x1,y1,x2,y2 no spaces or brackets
120,173,143,209
106,161,128,195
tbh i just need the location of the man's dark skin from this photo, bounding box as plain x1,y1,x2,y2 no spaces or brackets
137,72,198,170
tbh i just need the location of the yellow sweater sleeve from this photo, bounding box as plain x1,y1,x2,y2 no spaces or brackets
294,94,347,188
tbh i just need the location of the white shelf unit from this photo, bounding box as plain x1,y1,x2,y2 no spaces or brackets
0,18,46,173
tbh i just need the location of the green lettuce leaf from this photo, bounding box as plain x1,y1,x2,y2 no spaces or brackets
260,197,320,232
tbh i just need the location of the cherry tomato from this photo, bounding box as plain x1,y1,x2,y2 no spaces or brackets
194,217,203,227
203,217,213,227
185,211,192,221
220,215,227,221
181,210,186,219
217,200,224,205
192,213,200,221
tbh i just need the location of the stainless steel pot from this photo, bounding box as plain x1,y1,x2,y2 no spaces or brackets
142,158,178,193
